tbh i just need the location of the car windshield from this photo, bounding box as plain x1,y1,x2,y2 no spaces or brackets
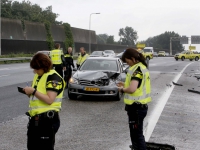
116,52,123,56
104,50,114,54
143,49,151,52
80,59,118,71
181,51,187,54
91,51,102,55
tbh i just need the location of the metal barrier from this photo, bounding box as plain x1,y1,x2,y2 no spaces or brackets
0,57,31,63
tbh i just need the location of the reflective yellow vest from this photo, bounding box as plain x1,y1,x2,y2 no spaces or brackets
28,70,65,117
124,62,151,105
77,53,89,65
50,49,63,64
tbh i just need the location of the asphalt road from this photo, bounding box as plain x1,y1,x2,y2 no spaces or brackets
0,58,200,150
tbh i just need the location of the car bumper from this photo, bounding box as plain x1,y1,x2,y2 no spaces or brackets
68,83,119,97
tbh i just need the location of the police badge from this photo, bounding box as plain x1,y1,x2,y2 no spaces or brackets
52,80,58,88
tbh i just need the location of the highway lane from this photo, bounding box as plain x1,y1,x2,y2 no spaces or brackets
0,63,33,87
0,58,200,150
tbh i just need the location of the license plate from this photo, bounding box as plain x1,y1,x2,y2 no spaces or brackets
84,87,100,92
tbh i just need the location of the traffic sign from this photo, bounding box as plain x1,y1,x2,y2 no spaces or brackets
191,36,200,44
180,36,188,44
136,43,145,48
189,46,196,50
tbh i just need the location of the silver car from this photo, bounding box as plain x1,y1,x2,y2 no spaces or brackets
68,57,127,101
103,50,116,57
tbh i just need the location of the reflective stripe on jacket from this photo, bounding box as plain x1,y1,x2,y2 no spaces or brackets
28,70,65,117
124,62,151,105
64,54,73,58
50,49,63,64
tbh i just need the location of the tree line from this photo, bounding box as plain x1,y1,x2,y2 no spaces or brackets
1,0,62,24
97,29,184,51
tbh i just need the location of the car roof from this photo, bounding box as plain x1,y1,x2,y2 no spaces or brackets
104,50,114,51
92,50,103,52
87,56,120,60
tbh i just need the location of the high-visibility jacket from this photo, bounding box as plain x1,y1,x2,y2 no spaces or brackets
124,62,151,105
77,53,89,66
50,49,63,64
28,70,65,117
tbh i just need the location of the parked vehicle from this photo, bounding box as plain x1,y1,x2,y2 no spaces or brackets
36,50,50,57
165,52,170,56
153,52,158,57
90,51,105,57
174,50,200,61
103,50,116,57
143,47,154,53
137,49,153,60
68,57,127,101
158,51,166,57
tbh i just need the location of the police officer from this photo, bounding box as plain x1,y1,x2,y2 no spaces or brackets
23,53,65,150
64,47,75,88
76,47,89,68
117,48,151,150
50,43,66,77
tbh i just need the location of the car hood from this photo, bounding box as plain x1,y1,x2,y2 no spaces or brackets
73,70,120,80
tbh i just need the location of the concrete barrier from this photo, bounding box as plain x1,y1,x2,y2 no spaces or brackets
1,18,24,40
0,57,31,63
24,21,46,41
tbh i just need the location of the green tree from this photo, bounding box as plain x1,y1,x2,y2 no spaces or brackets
96,34,108,44
44,21,54,50
140,31,184,52
96,35,105,44
1,0,59,24
119,26,138,46
1,0,12,18
63,23,74,50
106,36,115,44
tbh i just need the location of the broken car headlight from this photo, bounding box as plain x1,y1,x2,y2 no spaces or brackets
69,77,79,84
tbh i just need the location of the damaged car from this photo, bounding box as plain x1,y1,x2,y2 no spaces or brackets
68,57,127,101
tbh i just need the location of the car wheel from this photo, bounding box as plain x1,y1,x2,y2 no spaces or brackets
190,59,193,61
181,57,185,61
175,58,178,61
195,57,199,61
113,92,122,101
146,57,150,61
68,90,77,100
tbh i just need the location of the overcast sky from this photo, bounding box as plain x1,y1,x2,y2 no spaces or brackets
16,0,200,51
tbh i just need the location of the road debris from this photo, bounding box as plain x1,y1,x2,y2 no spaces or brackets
188,89,200,94
172,81,183,86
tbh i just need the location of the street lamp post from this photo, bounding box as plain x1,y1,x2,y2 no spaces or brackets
89,13,100,54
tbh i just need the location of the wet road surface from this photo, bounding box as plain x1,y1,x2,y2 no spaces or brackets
0,58,200,149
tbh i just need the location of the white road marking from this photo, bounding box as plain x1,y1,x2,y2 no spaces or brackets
144,62,193,141
0,74,10,78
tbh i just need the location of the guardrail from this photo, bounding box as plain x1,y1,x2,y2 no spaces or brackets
0,57,31,64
